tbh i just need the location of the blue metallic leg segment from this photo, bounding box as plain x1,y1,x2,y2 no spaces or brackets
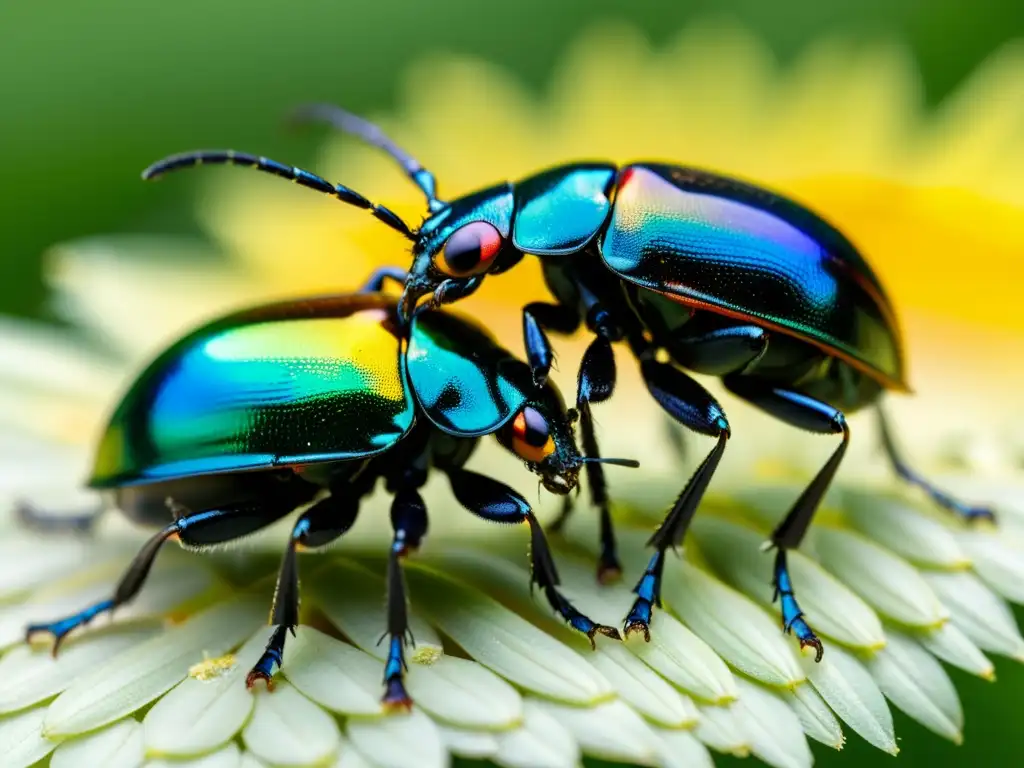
27,493,302,657
25,599,115,656
725,376,851,663
380,487,429,711
624,552,665,641
359,266,408,294
877,405,995,523
772,549,823,661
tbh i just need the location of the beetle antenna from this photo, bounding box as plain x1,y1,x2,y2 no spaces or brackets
141,150,415,241
288,103,444,213
581,457,640,468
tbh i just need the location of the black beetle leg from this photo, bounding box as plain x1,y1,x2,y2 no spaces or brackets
358,266,408,294
15,500,104,535
246,491,362,690
877,404,995,523
522,302,581,389
724,375,851,662
378,487,429,711
447,467,621,647
25,487,306,655
624,358,731,641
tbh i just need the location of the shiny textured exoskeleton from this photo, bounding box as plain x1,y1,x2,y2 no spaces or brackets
24,292,634,708
139,104,995,663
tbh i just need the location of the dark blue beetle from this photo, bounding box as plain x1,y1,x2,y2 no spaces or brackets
142,105,995,662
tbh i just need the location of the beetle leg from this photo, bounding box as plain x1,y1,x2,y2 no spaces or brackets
522,301,580,388
14,500,104,535
358,266,408,294
724,376,852,662
246,492,362,691
549,332,624,582
447,467,621,647
25,488,306,655
876,404,995,523
624,359,730,640
670,323,768,377
379,487,429,711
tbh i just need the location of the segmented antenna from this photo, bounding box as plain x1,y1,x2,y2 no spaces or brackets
289,103,443,212
141,150,414,240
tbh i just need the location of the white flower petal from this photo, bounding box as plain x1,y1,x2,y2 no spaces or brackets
783,681,844,749
867,628,963,743
801,643,897,754
406,654,523,730
812,527,946,628
143,626,274,757
51,718,144,768
693,704,749,756
841,489,970,568
662,560,805,688
0,623,159,714
45,597,265,738
281,626,385,717
346,707,446,768
493,700,579,768
424,548,734,709
145,741,240,768
0,534,92,600
732,678,813,768
310,560,442,660
0,316,121,399
692,516,885,650
0,705,57,768
654,727,715,768
240,754,270,768
587,642,699,728
403,565,613,705
529,698,660,767
329,740,373,768
630,615,739,705
957,529,1024,602
437,725,500,759
242,681,341,767
924,570,1024,658
916,622,995,679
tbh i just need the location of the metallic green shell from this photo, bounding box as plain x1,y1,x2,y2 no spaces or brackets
90,295,415,488
406,308,534,437
601,164,906,388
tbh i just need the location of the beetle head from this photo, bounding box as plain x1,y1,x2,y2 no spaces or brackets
496,381,581,495
399,183,523,321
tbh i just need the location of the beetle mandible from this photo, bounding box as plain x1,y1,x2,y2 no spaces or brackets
141,104,995,661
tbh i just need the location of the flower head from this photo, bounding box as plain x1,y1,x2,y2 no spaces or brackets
2,20,1024,768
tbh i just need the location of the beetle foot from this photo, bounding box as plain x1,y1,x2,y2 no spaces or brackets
959,504,996,525
246,628,286,691
25,598,115,656
623,599,653,642
382,677,414,712
773,550,824,662
245,650,281,691
597,552,622,585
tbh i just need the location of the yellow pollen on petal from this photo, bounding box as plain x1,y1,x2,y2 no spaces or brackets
188,652,238,680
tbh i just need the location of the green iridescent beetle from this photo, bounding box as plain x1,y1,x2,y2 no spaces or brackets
24,290,636,709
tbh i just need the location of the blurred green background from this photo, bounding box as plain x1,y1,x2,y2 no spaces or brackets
3,0,1023,765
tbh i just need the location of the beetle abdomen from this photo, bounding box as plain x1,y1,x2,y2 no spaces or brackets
90,295,416,488
600,164,906,389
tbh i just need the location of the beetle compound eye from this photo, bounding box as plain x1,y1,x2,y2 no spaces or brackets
508,406,555,463
436,221,503,277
